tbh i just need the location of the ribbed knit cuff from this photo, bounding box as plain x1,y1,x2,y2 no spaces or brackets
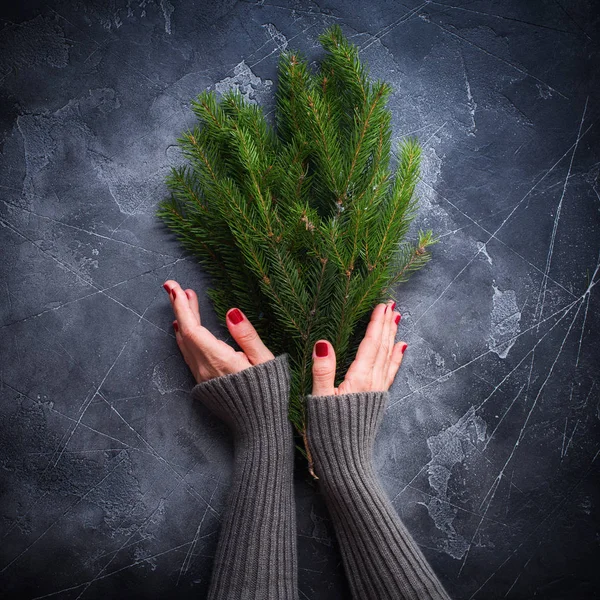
192,353,291,444
305,391,388,484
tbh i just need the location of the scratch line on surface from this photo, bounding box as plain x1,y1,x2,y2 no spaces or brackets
468,445,600,598
534,97,588,326
459,288,588,575
0,456,129,574
408,122,595,329
428,19,569,99
428,1,573,35
360,2,430,52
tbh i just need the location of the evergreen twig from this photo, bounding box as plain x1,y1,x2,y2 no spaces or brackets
157,25,436,474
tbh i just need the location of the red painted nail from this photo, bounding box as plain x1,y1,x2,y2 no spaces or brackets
229,308,243,324
401,343,408,354
173,321,179,332
315,342,329,357
395,314,401,325
385,306,388,313
171,289,176,300
163,283,170,293
391,301,396,311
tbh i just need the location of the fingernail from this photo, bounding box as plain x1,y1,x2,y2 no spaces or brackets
395,314,401,325
391,301,396,311
173,321,179,332
401,342,408,354
171,289,176,300
163,283,170,293
315,342,328,357
229,308,243,324
385,306,388,313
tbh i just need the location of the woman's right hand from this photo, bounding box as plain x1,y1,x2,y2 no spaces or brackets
311,300,407,396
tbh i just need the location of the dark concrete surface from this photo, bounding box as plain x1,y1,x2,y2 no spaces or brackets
1,1,599,598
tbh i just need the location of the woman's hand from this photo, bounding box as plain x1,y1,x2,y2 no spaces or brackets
311,300,407,396
163,279,275,384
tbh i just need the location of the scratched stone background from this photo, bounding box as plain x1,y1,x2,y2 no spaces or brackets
1,0,599,598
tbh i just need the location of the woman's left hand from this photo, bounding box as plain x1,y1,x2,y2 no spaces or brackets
163,279,275,384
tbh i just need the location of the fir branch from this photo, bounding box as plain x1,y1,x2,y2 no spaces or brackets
157,24,437,468
340,81,390,205
304,88,343,200
368,137,421,267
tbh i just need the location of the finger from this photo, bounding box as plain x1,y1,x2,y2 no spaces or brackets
185,288,201,326
226,308,274,365
172,320,191,363
311,340,336,396
378,300,396,363
373,300,396,387
167,281,199,336
349,303,387,376
385,306,401,368
386,341,407,389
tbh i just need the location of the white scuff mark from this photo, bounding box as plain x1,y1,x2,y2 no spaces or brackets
423,406,487,559
262,23,288,50
90,150,167,216
17,89,120,207
160,0,175,34
460,52,477,136
413,145,443,217
488,285,521,359
213,61,273,105
152,360,184,395
477,241,492,264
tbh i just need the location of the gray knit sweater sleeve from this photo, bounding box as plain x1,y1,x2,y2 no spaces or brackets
192,353,297,600
306,391,452,600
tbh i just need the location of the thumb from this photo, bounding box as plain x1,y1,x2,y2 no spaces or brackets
226,308,274,365
311,340,336,396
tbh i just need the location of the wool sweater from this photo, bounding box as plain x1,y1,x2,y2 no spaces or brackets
192,353,451,600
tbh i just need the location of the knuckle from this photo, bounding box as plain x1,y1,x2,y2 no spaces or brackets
313,363,333,378
179,324,198,341
365,332,378,345
179,325,192,339
237,327,258,344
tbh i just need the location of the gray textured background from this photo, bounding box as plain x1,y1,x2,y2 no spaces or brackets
1,1,599,598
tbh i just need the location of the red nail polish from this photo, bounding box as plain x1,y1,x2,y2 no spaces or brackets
229,308,243,324
315,342,328,357
171,289,176,300
163,283,170,293
401,343,408,354
385,306,388,313
395,314,401,325
173,321,179,332
391,301,396,311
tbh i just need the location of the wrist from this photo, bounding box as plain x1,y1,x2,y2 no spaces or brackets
192,353,292,439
